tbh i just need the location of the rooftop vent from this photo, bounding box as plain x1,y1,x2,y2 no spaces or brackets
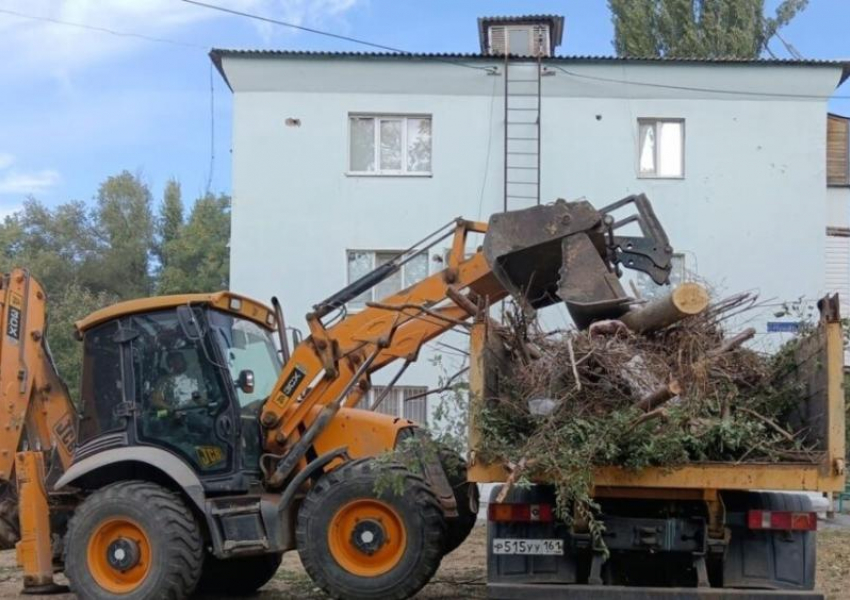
478,15,564,57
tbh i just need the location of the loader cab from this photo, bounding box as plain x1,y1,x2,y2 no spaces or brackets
74,293,281,492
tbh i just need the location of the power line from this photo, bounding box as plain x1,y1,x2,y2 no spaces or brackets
549,64,850,101
180,0,493,72
0,6,206,50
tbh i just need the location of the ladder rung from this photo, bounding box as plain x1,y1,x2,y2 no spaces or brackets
507,93,539,97
507,137,539,141
508,107,538,111
507,195,539,200
507,79,538,83
507,166,538,170
506,181,539,186
507,151,539,155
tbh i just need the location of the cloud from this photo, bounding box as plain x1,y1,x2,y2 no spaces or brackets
0,0,364,79
0,154,60,195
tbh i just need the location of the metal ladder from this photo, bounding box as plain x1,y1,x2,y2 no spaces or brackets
503,54,542,211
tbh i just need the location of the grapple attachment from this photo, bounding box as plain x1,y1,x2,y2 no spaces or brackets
482,194,674,328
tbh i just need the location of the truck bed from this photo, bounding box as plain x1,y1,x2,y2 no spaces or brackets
468,300,846,495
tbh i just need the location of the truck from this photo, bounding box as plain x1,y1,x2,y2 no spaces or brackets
468,292,846,598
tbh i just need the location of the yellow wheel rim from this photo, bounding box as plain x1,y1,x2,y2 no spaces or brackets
327,499,407,577
86,517,152,594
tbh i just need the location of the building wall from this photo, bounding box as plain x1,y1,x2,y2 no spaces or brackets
222,56,845,417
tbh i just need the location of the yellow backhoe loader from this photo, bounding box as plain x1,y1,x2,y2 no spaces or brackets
1,195,672,599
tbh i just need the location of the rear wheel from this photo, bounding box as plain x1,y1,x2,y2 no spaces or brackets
197,552,282,596
438,447,479,555
296,458,445,600
65,481,203,600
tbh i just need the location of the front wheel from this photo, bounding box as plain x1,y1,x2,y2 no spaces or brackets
65,481,203,600
296,458,445,600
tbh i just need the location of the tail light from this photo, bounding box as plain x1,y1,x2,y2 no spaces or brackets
747,510,817,531
488,503,554,523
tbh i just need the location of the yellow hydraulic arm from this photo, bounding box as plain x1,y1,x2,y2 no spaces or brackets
0,269,77,592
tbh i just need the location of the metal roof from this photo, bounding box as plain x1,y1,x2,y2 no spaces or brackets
476,15,566,53
210,49,850,90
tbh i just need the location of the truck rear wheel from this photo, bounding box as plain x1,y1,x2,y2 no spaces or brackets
296,458,445,600
438,446,479,555
65,481,203,600
197,552,282,596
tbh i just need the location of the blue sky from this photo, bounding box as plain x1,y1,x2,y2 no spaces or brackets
0,0,847,217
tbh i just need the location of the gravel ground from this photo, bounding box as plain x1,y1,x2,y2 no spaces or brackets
0,522,846,599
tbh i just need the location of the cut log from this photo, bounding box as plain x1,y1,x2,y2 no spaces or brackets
707,327,756,357
620,283,710,333
635,380,682,412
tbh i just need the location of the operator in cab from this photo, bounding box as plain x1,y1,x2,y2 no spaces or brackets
151,351,202,410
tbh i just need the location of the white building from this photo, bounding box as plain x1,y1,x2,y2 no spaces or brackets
213,15,850,426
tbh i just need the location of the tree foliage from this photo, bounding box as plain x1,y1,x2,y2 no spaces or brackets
608,0,809,58
0,172,231,401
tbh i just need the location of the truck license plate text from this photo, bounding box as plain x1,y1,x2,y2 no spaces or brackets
492,538,564,555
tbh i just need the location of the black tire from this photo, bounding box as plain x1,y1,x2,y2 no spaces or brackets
197,552,282,596
438,446,479,555
296,458,445,600
65,481,204,600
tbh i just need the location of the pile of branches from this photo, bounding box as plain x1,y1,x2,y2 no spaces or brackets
475,291,817,527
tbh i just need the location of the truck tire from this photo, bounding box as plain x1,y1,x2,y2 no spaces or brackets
65,481,203,600
197,552,282,596
722,491,816,590
438,446,479,555
296,458,445,600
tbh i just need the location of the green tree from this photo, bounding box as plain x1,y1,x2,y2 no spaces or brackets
156,179,184,269
46,283,117,404
93,171,155,299
609,0,809,58
157,193,231,294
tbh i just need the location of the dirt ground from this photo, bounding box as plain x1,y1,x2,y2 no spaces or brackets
0,524,846,599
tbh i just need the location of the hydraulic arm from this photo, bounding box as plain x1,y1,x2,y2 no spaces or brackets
260,195,673,486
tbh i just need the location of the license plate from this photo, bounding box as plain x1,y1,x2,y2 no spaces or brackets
492,538,564,555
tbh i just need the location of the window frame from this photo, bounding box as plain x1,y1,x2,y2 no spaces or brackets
345,248,430,310
636,118,685,180
346,113,433,177
369,385,429,424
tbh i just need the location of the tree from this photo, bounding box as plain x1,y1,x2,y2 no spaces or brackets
93,171,155,299
156,179,184,269
157,193,231,294
609,0,809,59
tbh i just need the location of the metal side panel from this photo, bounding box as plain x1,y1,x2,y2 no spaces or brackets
488,583,824,600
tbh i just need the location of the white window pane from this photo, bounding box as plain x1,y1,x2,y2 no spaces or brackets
407,118,432,172
375,251,402,300
508,28,530,54
639,123,655,174
373,387,399,416
350,118,375,172
658,121,683,177
347,250,373,307
403,252,429,287
403,387,428,423
380,119,403,171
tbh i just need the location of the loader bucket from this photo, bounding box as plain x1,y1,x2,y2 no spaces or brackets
482,197,673,328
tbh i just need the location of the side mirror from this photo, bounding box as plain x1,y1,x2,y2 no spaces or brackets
237,369,255,394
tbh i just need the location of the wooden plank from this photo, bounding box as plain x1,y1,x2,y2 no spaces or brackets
827,115,849,186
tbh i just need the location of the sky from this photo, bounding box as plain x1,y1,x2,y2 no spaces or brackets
0,0,848,218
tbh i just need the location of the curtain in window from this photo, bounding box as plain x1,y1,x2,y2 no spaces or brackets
350,118,375,172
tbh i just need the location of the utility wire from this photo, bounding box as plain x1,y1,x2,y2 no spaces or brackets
180,0,493,72
549,64,850,100
0,6,206,50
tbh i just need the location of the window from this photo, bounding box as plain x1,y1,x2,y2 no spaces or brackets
370,386,428,424
346,250,429,308
638,119,684,178
349,115,432,175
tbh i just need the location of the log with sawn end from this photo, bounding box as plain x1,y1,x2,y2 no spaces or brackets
620,282,710,333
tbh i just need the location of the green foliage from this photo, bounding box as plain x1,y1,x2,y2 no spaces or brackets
157,193,230,294
0,171,230,405
608,0,809,58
